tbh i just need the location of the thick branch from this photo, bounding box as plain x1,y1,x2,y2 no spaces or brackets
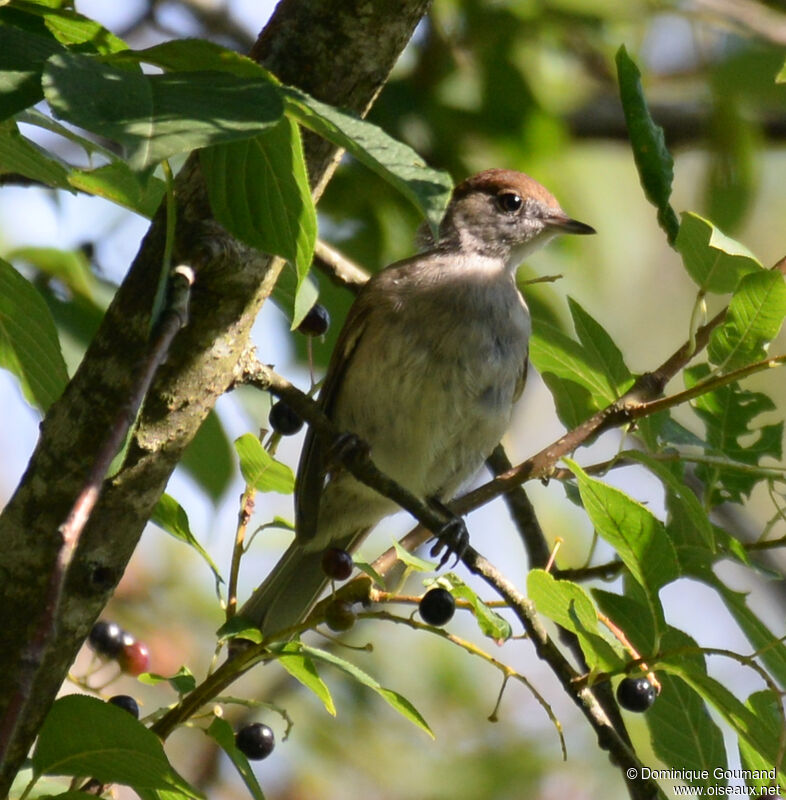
0,1,432,791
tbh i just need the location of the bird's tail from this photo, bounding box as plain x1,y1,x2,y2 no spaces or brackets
239,533,363,638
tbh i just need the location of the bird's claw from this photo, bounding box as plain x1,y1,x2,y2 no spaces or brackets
326,432,369,471
429,516,469,569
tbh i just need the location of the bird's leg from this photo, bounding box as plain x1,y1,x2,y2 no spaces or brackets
427,497,469,568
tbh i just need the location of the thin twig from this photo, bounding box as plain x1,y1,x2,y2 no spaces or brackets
313,239,370,290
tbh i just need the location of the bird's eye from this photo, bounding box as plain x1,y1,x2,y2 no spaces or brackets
496,192,523,214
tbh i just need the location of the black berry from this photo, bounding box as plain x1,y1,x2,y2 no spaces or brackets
298,304,331,337
269,400,303,435
88,620,125,658
321,547,353,581
118,636,151,676
419,588,455,626
108,695,140,718
325,600,356,632
617,677,657,712
236,723,275,760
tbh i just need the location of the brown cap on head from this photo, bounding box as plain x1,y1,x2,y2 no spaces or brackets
453,168,596,235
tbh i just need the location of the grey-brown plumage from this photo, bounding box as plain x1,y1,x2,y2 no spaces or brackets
241,169,594,635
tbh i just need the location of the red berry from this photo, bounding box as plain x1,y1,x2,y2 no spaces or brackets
118,638,151,676
419,588,455,626
321,547,353,581
236,723,275,760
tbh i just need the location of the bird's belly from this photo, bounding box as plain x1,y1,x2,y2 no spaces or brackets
334,320,525,499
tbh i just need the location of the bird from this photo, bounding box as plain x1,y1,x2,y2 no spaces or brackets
240,168,595,636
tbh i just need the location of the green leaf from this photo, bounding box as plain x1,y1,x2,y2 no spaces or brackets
615,45,679,244
0,258,68,411
0,120,70,188
393,540,436,572
686,364,782,505
282,86,452,235
441,574,511,641
270,262,320,328
32,695,202,797
568,459,679,639
9,245,95,299
180,410,234,503
645,673,727,790
738,691,784,792
0,22,63,119
234,433,295,494
150,494,224,587
675,212,761,294
206,717,266,800
623,451,715,553
138,666,197,695
217,616,263,644
201,115,317,318
302,644,433,738
69,162,166,218
277,642,336,716
43,52,284,172
716,583,786,688
593,582,658,658
527,570,625,672
708,270,786,370
567,297,632,396
9,0,128,54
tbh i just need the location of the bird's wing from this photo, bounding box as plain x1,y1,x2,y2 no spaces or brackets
294,290,376,544
513,352,529,403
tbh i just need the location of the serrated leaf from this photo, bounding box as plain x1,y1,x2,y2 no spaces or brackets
43,52,284,173
675,212,761,294
568,459,679,640
0,120,70,188
708,270,786,370
32,695,202,797
302,644,433,737
282,86,452,235
277,643,336,715
0,258,68,411
69,162,166,218
206,717,266,800
615,45,679,243
527,570,625,672
645,673,727,790
442,574,511,641
234,433,295,494
201,116,316,315
150,494,224,587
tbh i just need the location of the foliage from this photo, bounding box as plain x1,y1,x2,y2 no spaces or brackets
1,1,786,800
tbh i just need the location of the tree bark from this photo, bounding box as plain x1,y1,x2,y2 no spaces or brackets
0,0,431,791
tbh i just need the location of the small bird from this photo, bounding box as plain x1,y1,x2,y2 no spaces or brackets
241,169,595,635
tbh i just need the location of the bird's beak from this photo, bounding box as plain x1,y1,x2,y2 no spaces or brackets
547,214,596,236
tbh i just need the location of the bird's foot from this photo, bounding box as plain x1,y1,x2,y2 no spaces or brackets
427,498,469,568
325,432,369,471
